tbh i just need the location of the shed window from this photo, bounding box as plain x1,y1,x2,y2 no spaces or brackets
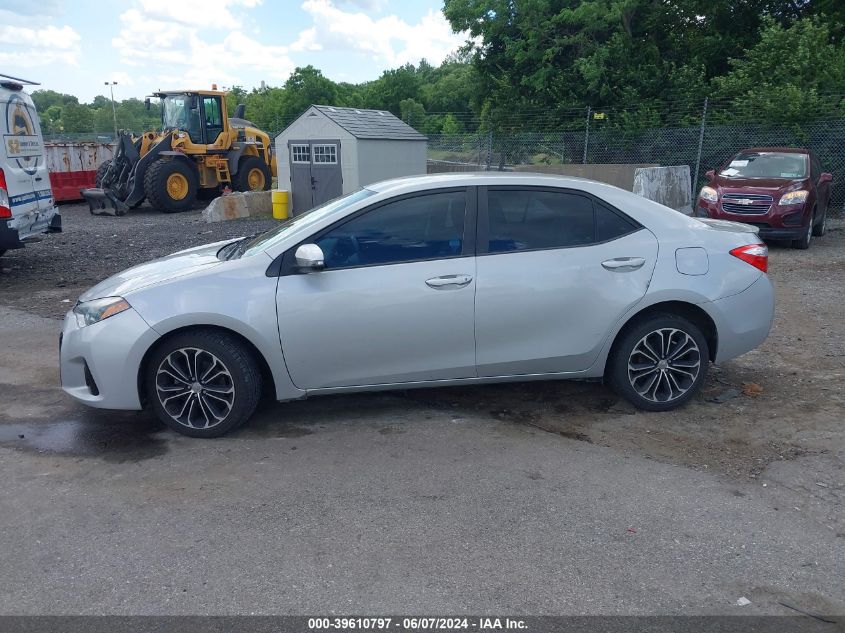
291,144,310,163
313,144,337,164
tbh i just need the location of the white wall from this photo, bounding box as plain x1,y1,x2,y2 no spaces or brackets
356,139,427,187
274,108,357,194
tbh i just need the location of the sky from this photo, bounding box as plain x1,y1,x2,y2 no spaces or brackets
0,0,469,103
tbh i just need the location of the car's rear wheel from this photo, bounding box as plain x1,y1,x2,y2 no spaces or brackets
607,313,709,412
145,330,261,437
792,209,814,249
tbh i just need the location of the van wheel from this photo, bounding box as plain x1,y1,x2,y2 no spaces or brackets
144,159,198,213
234,156,271,192
145,329,262,438
607,313,709,412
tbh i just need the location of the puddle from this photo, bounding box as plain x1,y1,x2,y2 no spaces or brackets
0,412,168,462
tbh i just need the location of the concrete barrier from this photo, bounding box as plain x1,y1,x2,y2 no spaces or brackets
633,166,693,214
202,191,273,223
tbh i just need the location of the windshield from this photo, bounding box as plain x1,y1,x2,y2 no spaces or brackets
162,95,191,129
720,152,808,179
241,188,377,257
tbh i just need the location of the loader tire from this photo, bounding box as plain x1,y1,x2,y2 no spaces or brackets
233,156,271,192
144,159,198,213
95,160,112,187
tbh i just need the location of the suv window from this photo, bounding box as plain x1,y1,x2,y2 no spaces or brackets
487,190,637,252
316,191,467,269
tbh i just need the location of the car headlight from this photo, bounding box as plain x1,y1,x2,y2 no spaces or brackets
73,297,131,328
778,190,809,206
699,186,718,203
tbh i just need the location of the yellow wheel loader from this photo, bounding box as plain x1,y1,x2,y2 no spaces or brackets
82,90,276,215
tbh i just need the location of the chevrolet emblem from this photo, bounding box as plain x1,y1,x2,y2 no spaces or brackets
737,198,755,205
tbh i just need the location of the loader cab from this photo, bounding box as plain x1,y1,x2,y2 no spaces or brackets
157,91,227,146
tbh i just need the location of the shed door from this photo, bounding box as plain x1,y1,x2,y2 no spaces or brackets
288,140,342,214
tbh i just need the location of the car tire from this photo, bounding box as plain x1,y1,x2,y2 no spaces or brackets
812,206,827,237
144,159,198,213
95,159,112,187
233,155,271,192
607,313,709,412
145,329,262,438
792,209,814,249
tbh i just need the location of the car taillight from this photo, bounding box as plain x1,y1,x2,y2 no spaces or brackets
730,243,768,273
0,168,10,219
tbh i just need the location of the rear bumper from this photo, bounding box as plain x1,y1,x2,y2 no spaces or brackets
0,219,23,251
0,207,61,251
705,275,775,364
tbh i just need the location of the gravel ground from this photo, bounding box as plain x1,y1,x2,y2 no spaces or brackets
1,203,844,522
0,202,843,615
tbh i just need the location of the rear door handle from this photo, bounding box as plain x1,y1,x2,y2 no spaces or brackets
425,274,472,289
602,257,646,271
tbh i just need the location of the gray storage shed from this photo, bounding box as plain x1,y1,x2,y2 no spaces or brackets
275,104,427,214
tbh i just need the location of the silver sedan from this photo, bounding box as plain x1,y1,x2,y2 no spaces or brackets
60,173,774,437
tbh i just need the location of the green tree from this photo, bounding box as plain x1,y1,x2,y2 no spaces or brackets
711,17,845,124
60,100,94,133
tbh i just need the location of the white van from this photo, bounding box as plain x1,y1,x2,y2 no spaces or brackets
0,74,61,256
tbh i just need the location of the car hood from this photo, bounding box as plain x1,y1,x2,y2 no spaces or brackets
712,176,807,191
78,239,234,302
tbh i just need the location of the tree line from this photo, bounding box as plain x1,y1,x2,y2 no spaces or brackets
32,2,845,138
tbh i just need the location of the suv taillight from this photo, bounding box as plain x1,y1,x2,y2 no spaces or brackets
0,168,10,219
730,243,768,273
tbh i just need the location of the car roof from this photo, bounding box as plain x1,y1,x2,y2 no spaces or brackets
367,171,599,194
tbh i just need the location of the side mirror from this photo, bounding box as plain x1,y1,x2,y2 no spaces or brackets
295,244,324,272
144,97,151,111
705,169,715,180
820,172,833,183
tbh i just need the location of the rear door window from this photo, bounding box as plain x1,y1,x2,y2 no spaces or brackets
485,189,637,253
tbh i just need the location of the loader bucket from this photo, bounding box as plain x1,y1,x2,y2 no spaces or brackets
81,187,130,216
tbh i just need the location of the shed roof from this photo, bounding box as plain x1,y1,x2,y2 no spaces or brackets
310,105,426,141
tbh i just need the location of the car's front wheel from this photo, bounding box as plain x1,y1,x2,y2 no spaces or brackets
145,330,262,437
812,205,827,237
792,209,814,249
607,313,709,411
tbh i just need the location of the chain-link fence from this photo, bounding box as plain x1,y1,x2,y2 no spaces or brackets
426,101,845,213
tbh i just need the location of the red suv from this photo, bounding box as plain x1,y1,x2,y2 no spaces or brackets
697,147,832,249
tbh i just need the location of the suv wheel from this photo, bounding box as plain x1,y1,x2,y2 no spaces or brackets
792,208,814,249
146,330,262,437
607,313,709,411
812,206,827,237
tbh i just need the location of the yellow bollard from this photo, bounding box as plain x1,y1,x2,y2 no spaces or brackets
271,189,290,220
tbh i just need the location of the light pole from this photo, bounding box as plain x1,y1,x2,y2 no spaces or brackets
104,81,118,139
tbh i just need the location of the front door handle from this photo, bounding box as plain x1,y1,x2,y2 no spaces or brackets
602,257,646,272
425,274,473,289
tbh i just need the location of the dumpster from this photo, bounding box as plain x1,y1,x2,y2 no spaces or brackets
45,142,114,202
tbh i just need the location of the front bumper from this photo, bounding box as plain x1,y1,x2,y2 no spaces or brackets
697,201,809,242
705,275,775,364
60,306,160,410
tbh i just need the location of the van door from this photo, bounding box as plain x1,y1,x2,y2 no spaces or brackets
1,91,50,233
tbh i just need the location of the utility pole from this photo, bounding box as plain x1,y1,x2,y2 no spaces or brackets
582,106,591,164
104,81,118,139
692,97,709,200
